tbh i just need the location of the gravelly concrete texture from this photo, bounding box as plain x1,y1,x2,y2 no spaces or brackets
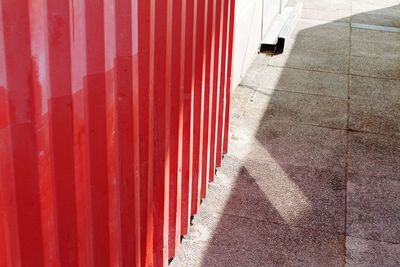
171,0,400,266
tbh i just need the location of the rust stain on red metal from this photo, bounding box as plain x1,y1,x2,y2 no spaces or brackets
0,0,235,266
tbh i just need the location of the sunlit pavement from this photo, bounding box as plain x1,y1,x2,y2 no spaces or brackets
171,0,400,266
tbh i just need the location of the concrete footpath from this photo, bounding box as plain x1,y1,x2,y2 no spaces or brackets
171,0,400,266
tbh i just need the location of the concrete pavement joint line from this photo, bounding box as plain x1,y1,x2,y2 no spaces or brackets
351,22,400,33
299,17,351,27
264,64,348,76
265,64,400,82
239,88,398,136
240,83,349,100
347,128,400,138
267,63,348,76
257,120,398,138
237,84,257,91
349,73,400,82
236,84,258,101
352,53,400,60
344,4,353,263
213,210,346,236
300,123,347,132
233,107,351,133
251,86,350,100
347,235,400,246
344,129,350,265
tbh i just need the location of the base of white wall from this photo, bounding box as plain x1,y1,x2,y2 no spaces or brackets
232,0,288,89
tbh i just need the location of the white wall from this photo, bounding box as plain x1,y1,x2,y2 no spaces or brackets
262,0,281,39
232,0,285,88
233,0,263,88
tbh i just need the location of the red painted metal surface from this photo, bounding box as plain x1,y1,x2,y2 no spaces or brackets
224,0,236,155
0,0,235,266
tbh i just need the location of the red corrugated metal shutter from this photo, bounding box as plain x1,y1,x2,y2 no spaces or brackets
0,0,235,266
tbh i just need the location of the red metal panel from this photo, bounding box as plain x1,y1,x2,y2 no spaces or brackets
138,0,152,265
223,0,236,155
1,2,46,266
216,0,230,168
168,0,185,260
209,0,224,183
191,0,208,216
0,0,235,266
202,0,218,198
115,0,141,266
47,0,79,265
180,0,195,237
151,0,172,265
